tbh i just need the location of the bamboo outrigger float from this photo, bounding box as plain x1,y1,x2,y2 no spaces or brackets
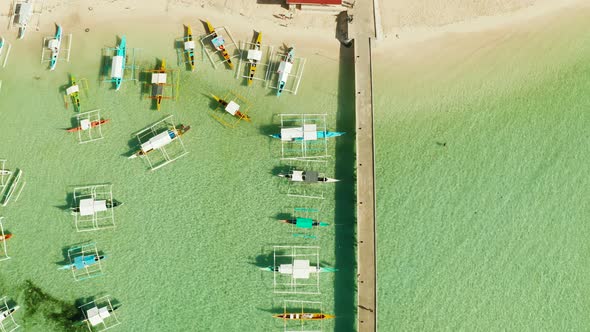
205,20,233,69
247,31,262,85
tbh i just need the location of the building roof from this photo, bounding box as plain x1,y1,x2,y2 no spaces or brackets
287,0,341,5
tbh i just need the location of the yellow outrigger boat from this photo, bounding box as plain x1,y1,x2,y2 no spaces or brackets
205,20,233,69
211,94,250,122
146,59,173,111
248,31,262,85
184,25,196,71
67,75,81,112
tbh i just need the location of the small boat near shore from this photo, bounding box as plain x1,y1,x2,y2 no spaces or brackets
211,94,251,122
247,31,262,85
277,47,295,96
112,36,127,90
66,75,81,111
48,25,62,71
279,170,339,183
184,25,196,71
0,304,19,323
273,313,335,320
67,119,109,133
205,20,233,69
129,124,191,159
58,253,106,271
270,131,345,141
0,234,12,241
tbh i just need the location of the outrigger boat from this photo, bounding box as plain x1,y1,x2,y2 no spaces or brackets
277,47,295,96
211,94,251,122
270,130,345,141
67,75,81,111
72,199,122,214
205,20,233,69
280,217,329,228
16,1,33,40
129,124,191,158
247,31,262,85
184,25,196,71
48,25,62,71
273,313,335,320
262,264,337,273
58,253,106,271
111,36,127,90
67,119,110,133
0,169,10,176
147,59,172,111
0,234,12,241
278,170,339,183
0,304,19,323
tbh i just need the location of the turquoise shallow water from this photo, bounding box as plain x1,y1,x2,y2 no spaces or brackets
374,8,590,331
0,22,356,331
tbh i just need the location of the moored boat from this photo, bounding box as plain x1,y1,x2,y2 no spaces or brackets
129,124,191,158
277,47,295,96
184,25,196,71
148,59,168,111
16,1,33,40
247,31,262,85
67,75,81,111
48,25,62,71
211,94,250,122
205,20,233,69
0,234,12,241
270,131,345,140
279,170,339,183
67,119,109,133
111,36,127,90
273,313,335,320
58,254,106,271
0,304,19,323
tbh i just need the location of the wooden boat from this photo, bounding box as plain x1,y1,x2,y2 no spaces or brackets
0,305,19,323
273,313,335,320
58,254,105,271
16,1,33,39
279,170,339,183
0,234,12,241
277,47,295,96
247,31,262,85
67,119,109,132
205,20,233,69
211,94,250,122
147,59,172,111
49,25,62,71
129,125,191,158
184,25,196,71
67,75,81,112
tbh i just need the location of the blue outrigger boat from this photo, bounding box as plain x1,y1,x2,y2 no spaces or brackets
111,36,127,90
48,25,62,71
270,131,345,140
59,254,106,271
276,47,295,96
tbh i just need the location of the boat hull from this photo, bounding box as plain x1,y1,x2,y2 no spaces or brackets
67,119,110,132
273,313,335,320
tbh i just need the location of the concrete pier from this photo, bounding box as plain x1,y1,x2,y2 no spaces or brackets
350,1,378,331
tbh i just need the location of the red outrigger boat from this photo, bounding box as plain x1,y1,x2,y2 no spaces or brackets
67,119,110,132
0,234,12,241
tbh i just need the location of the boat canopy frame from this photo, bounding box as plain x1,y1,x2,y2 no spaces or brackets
278,300,328,332
267,50,306,95
40,31,73,67
199,26,239,69
73,109,106,144
274,114,332,162
0,218,10,262
272,245,322,295
79,295,121,332
130,115,188,171
8,0,45,39
64,242,105,281
210,91,252,129
71,184,116,232
101,45,140,89
0,161,26,207
0,296,20,332
236,40,273,84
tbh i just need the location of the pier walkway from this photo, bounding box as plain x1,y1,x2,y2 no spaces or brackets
350,0,379,331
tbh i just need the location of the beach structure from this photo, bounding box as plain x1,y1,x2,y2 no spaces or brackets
274,300,334,332
129,115,190,171
236,31,273,85
200,20,238,69
65,75,88,112
79,296,121,331
41,24,72,71
278,168,338,199
268,46,306,96
71,184,120,232
0,296,20,332
0,218,11,262
59,242,106,281
280,207,329,239
176,25,196,71
265,246,336,294
143,59,178,111
8,0,44,40
208,92,252,128
271,114,344,161
0,37,12,69
67,110,109,144
0,160,25,207
102,36,139,91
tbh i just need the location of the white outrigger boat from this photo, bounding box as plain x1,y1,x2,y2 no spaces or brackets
129,124,190,159
48,25,62,71
0,304,19,324
276,47,295,96
278,170,339,183
0,169,10,176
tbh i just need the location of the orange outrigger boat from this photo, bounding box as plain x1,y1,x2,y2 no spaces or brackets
67,119,110,132
0,234,12,241
273,313,335,320
205,20,233,69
